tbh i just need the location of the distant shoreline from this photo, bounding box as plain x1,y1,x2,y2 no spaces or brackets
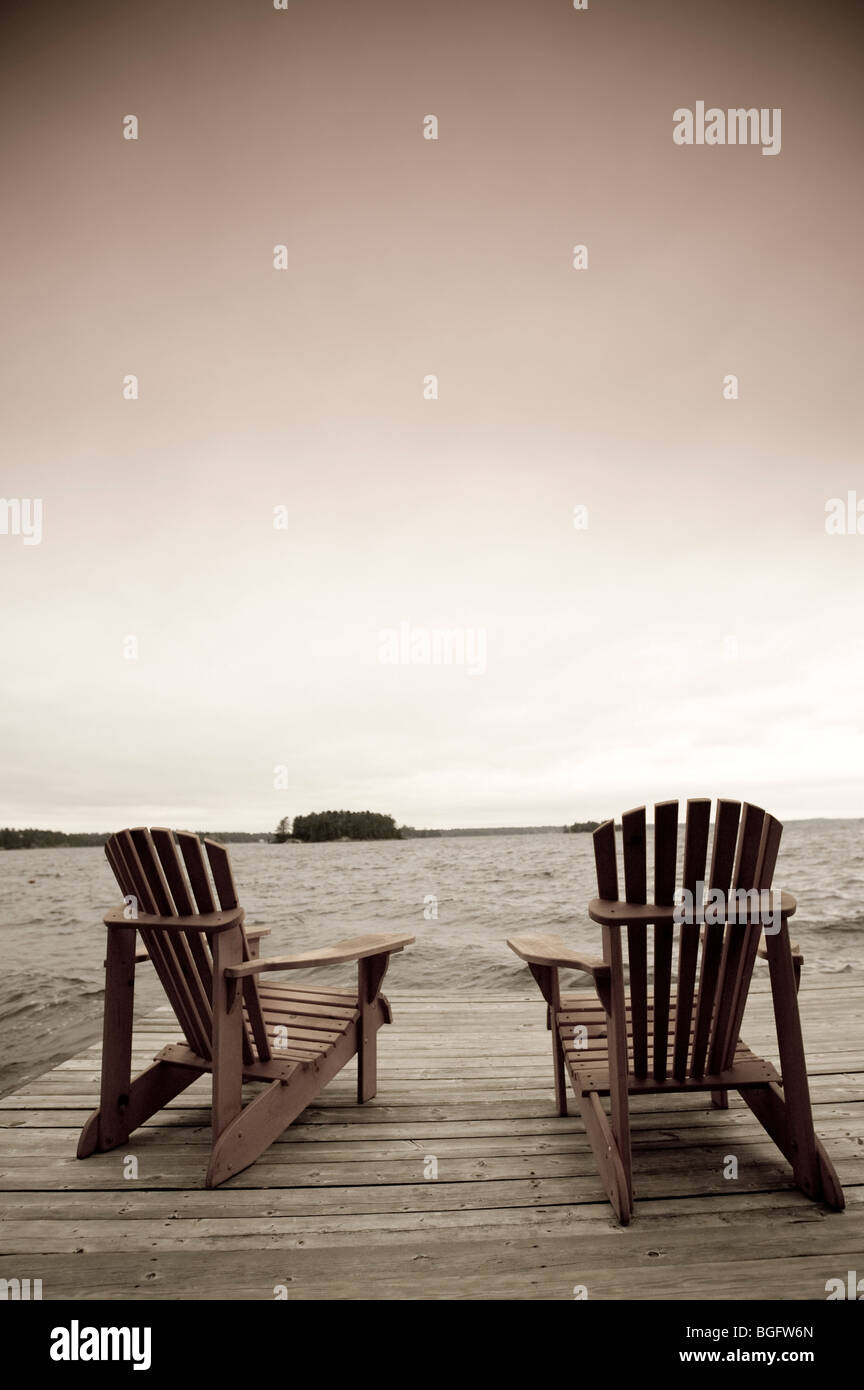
0,825,576,849
1,817,859,849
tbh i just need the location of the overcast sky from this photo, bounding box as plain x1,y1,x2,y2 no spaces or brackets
1,0,863,832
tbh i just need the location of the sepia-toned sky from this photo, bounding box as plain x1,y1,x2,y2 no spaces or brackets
1,0,863,831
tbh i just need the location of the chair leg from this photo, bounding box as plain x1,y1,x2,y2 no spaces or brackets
577,1092,633,1225
552,1019,568,1117
357,956,388,1103
79,925,136,1154
357,1013,378,1103
529,966,568,1115
762,926,823,1200
602,924,634,1215
78,1060,199,1157
206,1079,293,1188
206,1023,365,1186
815,1139,846,1211
740,1083,844,1210
211,929,245,1147
711,1088,729,1109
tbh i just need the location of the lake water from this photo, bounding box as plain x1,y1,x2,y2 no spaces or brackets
1,821,862,1096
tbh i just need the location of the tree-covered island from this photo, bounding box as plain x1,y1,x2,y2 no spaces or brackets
278,811,401,843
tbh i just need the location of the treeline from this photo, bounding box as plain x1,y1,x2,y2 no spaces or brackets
2,820,609,851
0,828,269,851
291,811,401,843
0,828,109,849
195,832,265,843
400,825,566,838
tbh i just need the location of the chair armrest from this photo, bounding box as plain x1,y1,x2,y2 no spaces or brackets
105,922,267,967
588,900,676,926
105,945,152,967
224,932,415,979
245,925,270,960
590,890,797,926
506,933,609,980
103,906,245,933
757,939,802,961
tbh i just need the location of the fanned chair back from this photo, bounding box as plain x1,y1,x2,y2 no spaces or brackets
104,828,270,1065
592,799,783,1083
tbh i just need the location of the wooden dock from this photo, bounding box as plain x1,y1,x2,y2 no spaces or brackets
1,976,862,1300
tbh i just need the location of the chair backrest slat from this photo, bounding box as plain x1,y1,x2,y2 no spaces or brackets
107,829,209,1051
130,828,213,1059
755,813,783,891
176,832,217,913
105,834,188,1029
621,807,650,1080
117,829,212,1057
690,800,741,1077
682,798,711,896
129,828,175,916
627,924,649,1079
653,800,679,907
589,798,788,1085
652,915,673,1081
708,800,741,895
104,828,265,1065
205,838,270,1061
104,835,134,902
652,802,675,1079
205,839,239,909
593,820,618,900
707,804,766,1074
150,827,196,915
672,799,707,1080
113,830,158,915
732,802,766,891
621,808,647,906
718,812,783,1069
151,826,215,1004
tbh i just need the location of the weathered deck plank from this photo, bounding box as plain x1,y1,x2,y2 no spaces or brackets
0,979,861,1300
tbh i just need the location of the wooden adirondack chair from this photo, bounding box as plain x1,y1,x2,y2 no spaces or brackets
508,799,845,1224
78,828,413,1187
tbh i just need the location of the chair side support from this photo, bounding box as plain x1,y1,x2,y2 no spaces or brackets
357,953,390,1102
94,923,136,1151
601,923,634,1219
761,921,821,1199
211,926,245,1144
78,923,200,1158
